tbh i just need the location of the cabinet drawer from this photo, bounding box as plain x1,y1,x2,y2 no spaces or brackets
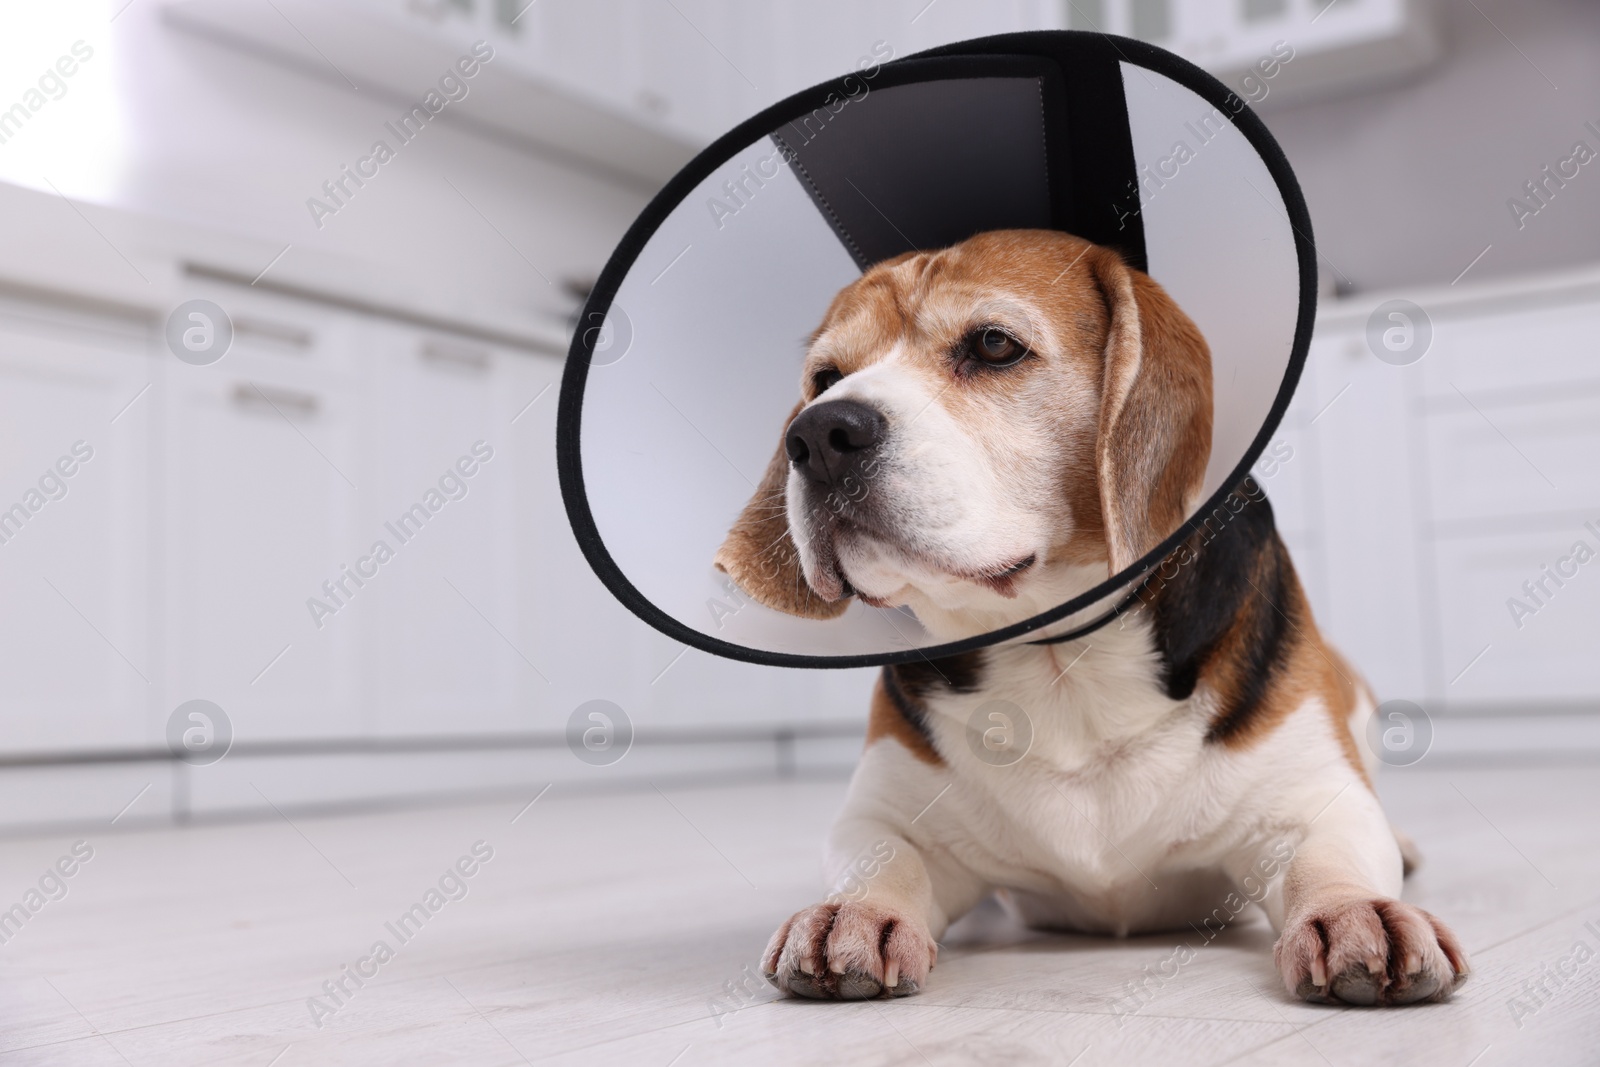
1431,527,1600,705
1421,302,1600,398
1423,393,1600,526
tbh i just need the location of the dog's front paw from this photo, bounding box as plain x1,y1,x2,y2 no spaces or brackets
762,901,936,1000
1275,897,1470,1006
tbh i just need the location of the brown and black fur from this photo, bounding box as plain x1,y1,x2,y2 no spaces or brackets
869,476,1368,776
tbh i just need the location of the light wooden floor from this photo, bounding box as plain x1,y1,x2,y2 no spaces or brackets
0,761,1596,1066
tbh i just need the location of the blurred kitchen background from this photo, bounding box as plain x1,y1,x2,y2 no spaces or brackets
0,0,1596,831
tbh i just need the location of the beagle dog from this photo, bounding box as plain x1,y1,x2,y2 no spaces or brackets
714,230,1469,1007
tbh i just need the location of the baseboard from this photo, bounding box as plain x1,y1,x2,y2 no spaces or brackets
1413,709,1600,766
1,708,1591,836
0,725,866,836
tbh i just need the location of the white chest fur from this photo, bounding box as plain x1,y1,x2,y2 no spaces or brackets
874,619,1304,934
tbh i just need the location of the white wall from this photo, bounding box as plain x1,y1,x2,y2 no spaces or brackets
1260,0,1600,293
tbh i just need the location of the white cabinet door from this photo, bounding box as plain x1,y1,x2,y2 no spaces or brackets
1305,286,1600,710
0,294,153,751
160,285,365,742
1432,528,1600,706
1288,327,1433,704
359,322,549,737
1414,299,1600,704
504,345,659,734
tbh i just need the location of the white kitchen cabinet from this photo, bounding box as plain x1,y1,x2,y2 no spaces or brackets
1432,528,1600,706
159,283,367,742
1280,327,1434,704
1416,304,1600,529
0,292,154,752
358,321,543,737
151,282,669,748
505,342,665,734
1306,275,1600,710
155,284,632,746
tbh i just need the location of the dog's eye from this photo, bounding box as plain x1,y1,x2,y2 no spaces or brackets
969,328,1027,367
812,366,844,395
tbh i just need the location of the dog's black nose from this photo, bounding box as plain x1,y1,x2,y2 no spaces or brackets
785,399,886,486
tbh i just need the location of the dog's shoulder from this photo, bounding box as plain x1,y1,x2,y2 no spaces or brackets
1143,478,1368,776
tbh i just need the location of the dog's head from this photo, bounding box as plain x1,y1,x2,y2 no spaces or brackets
714,230,1212,638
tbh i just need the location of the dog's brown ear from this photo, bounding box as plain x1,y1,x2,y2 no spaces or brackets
714,402,850,620
1090,248,1214,575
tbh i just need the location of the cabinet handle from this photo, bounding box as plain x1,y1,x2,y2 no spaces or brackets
234,316,312,349
232,382,319,418
421,340,490,372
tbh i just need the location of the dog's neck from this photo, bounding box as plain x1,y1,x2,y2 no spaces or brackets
987,611,1183,751
899,558,1116,645
896,557,1191,757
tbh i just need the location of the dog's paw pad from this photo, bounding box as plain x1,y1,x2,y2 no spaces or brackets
782,971,830,1000
1275,897,1469,1007
762,901,937,1001
1330,964,1382,1006
836,971,883,1000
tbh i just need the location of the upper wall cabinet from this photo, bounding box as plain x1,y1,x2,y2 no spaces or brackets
1066,0,1439,107
159,0,1059,183
162,0,704,185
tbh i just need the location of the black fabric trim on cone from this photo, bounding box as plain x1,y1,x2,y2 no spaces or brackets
913,33,1149,272
768,56,1061,271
